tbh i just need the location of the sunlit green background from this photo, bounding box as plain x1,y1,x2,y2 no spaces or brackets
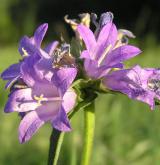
1,0,160,165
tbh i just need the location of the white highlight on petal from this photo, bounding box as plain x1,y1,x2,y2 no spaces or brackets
98,44,112,66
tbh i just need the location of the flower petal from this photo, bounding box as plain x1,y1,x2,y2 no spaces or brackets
21,52,41,87
34,49,54,81
34,23,48,47
19,111,45,143
96,63,123,78
4,88,38,113
83,59,99,78
80,50,90,59
18,36,37,57
5,76,20,89
32,81,59,98
52,68,77,95
44,41,58,56
36,101,61,121
77,25,96,54
34,58,53,81
18,99,61,143
52,106,71,132
1,63,21,80
104,45,142,66
62,89,77,113
96,23,118,60
103,67,155,109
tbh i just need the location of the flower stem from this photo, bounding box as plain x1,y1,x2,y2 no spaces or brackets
47,129,65,165
81,102,95,165
47,101,86,165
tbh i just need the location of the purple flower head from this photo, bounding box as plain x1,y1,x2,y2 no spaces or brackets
77,12,141,79
103,65,160,110
1,23,58,88
4,52,77,143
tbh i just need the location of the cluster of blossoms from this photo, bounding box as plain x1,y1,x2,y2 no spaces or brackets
1,24,77,143
1,12,160,143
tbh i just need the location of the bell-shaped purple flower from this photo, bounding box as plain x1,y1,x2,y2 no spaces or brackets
103,65,160,109
77,12,141,79
1,23,58,88
4,52,77,143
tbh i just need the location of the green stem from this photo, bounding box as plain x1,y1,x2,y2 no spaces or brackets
81,102,95,165
47,129,65,165
47,101,84,165
47,100,95,165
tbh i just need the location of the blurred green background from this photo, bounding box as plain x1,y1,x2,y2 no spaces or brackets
1,0,160,165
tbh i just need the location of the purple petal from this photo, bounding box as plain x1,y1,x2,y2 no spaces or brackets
18,36,37,57
83,59,99,78
83,56,123,79
19,111,45,143
52,68,77,95
18,99,62,143
39,49,51,59
103,69,137,92
44,41,58,56
4,88,38,113
104,45,142,66
32,82,59,98
83,59,114,79
19,36,51,59
96,23,118,60
34,23,48,47
77,25,96,54
21,52,41,87
80,50,90,59
96,63,123,78
52,106,71,132
5,76,20,89
36,101,61,121
99,12,113,27
103,67,155,109
34,58,53,81
1,63,21,80
62,89,77,113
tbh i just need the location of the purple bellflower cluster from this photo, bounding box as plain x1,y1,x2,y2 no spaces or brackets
1,11,160,145
1,24,77,143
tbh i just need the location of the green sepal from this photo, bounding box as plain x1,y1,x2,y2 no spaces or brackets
155,99,160,106
69,79,98,119
72,79,99,101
